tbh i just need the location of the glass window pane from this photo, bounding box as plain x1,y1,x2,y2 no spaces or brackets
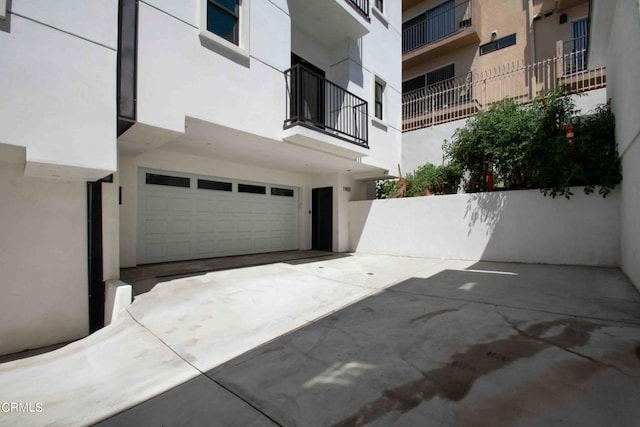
402,75,426,93
212,0,237,14
207,3,238,44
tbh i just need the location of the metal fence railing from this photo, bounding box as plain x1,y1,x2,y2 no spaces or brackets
402,49,607,132
285,64,369,147
403,0,472,53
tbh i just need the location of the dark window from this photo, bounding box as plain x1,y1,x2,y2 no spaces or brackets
198,179,232,192
480,33,516,55
375,81,384,120
402,75,426,94
238,184,266,194
271,187,294,197
376,0,383,11
426,63,455,87
146,173,190,188
207,0,239,45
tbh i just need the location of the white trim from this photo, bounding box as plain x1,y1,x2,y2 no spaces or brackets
372,3,388,26
371,71,389,128
199,0,250,61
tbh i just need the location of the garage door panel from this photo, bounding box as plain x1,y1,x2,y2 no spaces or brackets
196,198,216,213
217,200,235,214
237,219,253,232
254,237,268,251
216,238,236,254
171,197,192,213
237,238,253,252
144,195,170,212
170,241,191,258
254,220,267,232
170,219,191,234
145,242,168,260
269,236,284,249
196,219,216,233
196,240,215,255
216,218,236,234
145,219,168,235
138,169,298,264
253,203,268,214
238,201,253,214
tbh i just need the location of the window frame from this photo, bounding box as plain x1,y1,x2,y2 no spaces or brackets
199,0,250,61
371,73,388,128
374,80,384,120
479,33,517,56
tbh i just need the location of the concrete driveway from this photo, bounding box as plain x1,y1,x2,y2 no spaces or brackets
1,254,639,426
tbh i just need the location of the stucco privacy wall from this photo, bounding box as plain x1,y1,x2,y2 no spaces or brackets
349,188,620,266
604,0,640,288
0,162,88,355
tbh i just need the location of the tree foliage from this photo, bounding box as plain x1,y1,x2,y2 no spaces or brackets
376,163,462,198
443,88,621,198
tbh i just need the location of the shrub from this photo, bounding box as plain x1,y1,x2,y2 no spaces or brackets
444,87,621,198
376,163,462,198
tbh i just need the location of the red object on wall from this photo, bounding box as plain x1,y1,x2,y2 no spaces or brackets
566,122,575,142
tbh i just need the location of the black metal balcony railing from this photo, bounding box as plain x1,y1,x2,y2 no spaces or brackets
285,64,368,148
348,0,370,18
403,0,472,54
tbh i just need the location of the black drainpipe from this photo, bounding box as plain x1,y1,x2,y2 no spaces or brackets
87,180,104,333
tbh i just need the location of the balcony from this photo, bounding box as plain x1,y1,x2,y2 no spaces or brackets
402,0,478,66
283,64,369,159
289,0,370,48
402,48,606,131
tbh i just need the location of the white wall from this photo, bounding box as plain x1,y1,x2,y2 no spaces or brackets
135,0,289,138
350,188,620,266
402,117,468,173
0,0,117,179
0,162,89,355
604,0,640,288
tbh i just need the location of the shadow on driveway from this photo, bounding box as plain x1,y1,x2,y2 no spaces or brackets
99,262,640,426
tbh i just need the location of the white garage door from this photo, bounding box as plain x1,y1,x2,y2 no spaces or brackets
137,169,299,264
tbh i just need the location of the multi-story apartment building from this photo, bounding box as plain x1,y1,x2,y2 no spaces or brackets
402,0,591,98
0,0,402,356
400,0,605,169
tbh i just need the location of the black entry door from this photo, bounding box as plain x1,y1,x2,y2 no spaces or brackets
312,187,333,252
291,53,325,127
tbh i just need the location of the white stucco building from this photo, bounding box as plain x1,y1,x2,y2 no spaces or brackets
0,0,403,355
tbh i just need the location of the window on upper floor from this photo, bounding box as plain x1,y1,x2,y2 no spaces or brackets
200,0,250,61
375,0,383,12
375,79,385,120
480,33,516,56
207,0,239,45
402,64,455,95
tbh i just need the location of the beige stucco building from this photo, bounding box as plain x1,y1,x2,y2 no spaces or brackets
402,0,591,94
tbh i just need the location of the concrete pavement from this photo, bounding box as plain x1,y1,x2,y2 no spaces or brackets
1,254,639,426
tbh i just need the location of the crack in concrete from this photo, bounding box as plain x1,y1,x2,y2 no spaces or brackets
124,311,284,427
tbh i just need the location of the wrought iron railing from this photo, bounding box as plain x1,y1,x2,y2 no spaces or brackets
403,0,472,53
348,0,370,18
403,49,606,131
285,64,368,147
